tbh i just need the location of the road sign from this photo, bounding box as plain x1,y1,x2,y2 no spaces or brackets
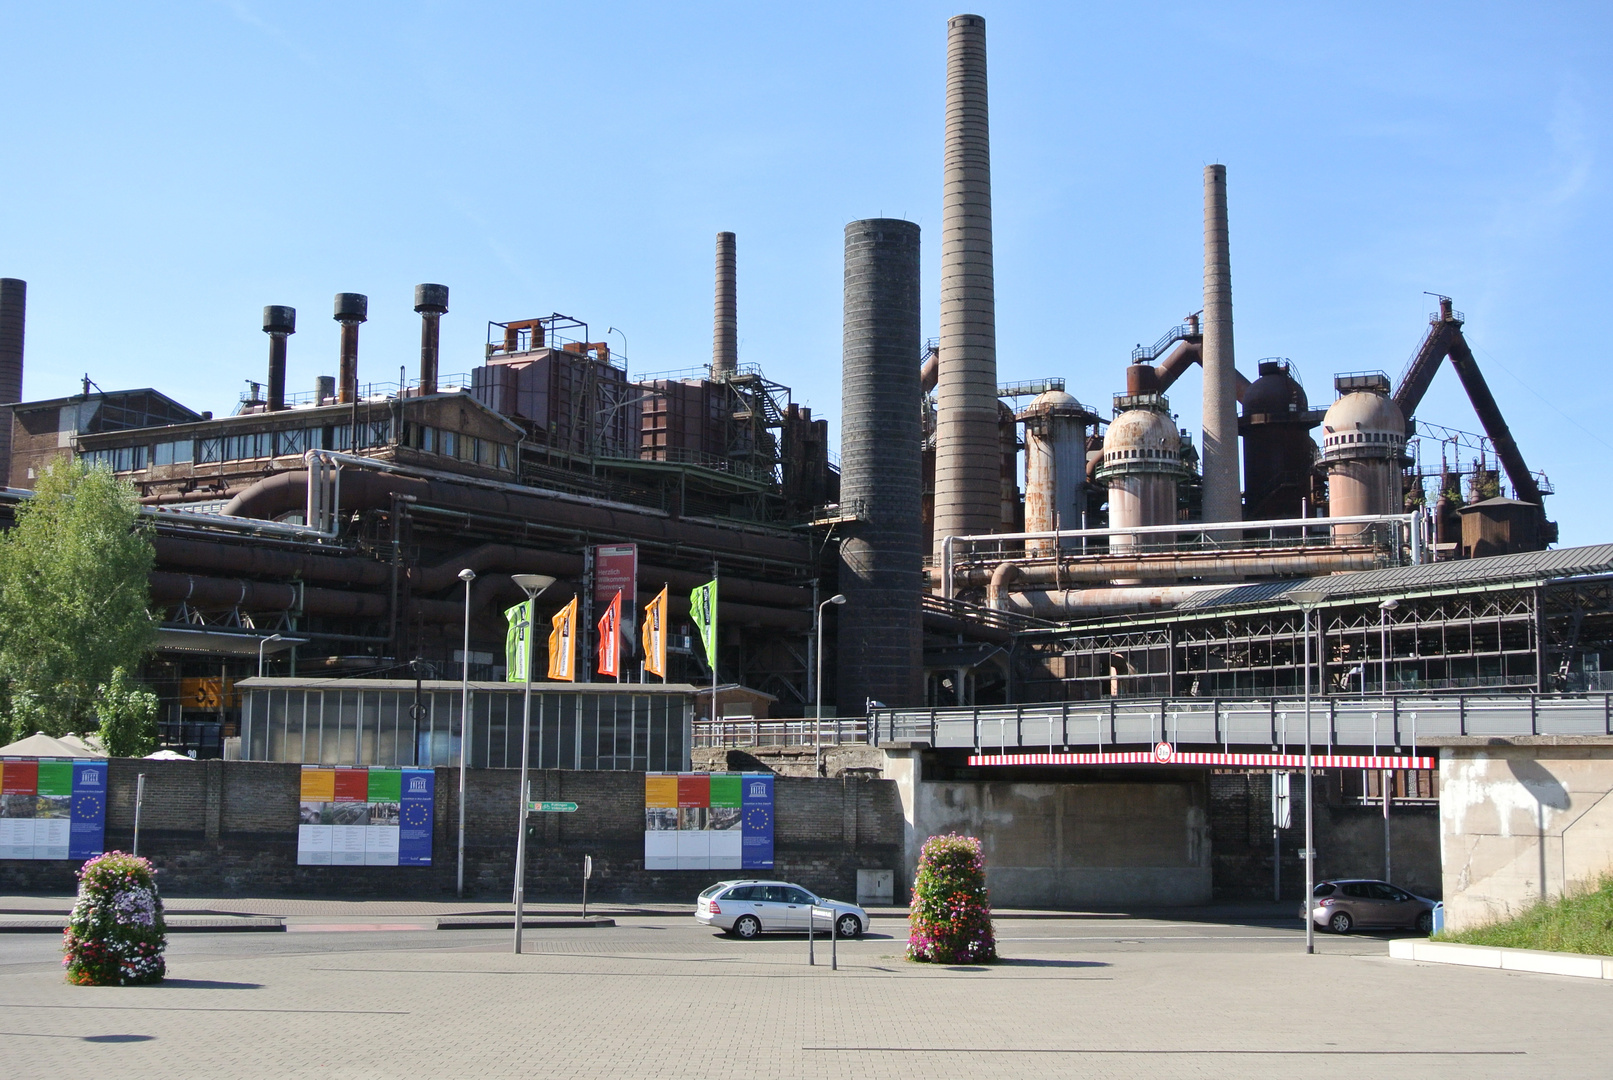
1272,771,1292,829
1153,741,1174,763
528,801,579,813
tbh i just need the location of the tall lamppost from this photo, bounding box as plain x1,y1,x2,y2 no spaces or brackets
456,568,476,899
510,572,556,954
813,594,847,775
1289,584,1329,955
257,634,283,679
1379,598,1398,695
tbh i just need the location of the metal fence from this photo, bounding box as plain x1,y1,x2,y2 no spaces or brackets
693,718,868,748
870,694,1613,754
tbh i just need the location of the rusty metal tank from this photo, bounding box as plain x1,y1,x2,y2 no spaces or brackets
1321,373,1406,537
1018,390,1092,554
1096,394,1185,552
1240,359,1318,521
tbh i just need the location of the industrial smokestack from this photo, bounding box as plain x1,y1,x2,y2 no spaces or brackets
932,13,1000,560
0,278,23,488
711,232,737,379
262,305,296,412
414,284,449,395
839,219,924,711
333,292,368,405
1201,164,1241,523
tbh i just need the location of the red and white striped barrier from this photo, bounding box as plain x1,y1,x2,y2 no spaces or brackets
966,748,1436,770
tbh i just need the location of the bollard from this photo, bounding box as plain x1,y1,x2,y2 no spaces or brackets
132,774,146,857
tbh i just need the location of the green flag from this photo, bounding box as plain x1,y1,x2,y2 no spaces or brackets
690,579,718,672
505,600,533,682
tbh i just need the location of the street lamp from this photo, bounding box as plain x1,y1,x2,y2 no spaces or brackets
456,568,476,899
1379,599,1398,695
814,594,847,775
257,634,284,679
1289,583,1330,956
510,572,555,955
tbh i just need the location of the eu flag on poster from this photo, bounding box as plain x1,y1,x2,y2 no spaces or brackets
740,772,773,869
69,761,108,860
397,768,434,866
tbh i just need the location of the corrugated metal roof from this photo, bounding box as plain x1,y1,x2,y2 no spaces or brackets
1176,543,1613,612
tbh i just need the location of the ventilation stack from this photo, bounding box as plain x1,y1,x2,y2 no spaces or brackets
932,13,1000,561
414,284,449,395
0,278,23,487
262,305,296,412
838,219,924,713
1201,164,1241,525
711,232,737,380
333,293,368,404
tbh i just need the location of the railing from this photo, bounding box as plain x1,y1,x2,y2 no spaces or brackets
694,717,867,748
276,374,475,408
1130,323,1196,363
870,693,1613,754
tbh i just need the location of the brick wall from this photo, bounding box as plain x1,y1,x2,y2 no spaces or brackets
0,760,903,902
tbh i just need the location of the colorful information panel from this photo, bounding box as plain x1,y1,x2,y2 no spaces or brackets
297,766,434,866
0,758,108,861
644,772,772,871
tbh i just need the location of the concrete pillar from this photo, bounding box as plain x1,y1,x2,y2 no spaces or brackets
711,231,737,379
1201,164,1241,524
933,13,1001,559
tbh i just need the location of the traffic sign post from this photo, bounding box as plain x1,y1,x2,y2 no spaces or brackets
582,855,592,919
808,906,837,970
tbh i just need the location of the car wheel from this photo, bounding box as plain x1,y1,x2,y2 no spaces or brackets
1328,911,1353,934
1415,910,1433,935
732,915,761,940
836,914,862,939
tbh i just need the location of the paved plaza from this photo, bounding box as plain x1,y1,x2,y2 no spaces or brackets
2,898,1609,1079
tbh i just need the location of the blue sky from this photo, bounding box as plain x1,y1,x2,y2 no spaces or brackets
2,2,1609,541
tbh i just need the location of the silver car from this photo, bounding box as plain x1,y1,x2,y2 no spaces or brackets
696,879,868,940
1306,879,1437,934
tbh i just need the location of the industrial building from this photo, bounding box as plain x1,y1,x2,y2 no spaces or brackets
0,11,1587,769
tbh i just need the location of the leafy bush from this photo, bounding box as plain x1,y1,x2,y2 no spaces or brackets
1436,874,1613,956
908,833,996,963
96,667,160,757
62,851,167,985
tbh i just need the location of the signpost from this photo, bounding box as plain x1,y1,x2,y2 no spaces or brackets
808,905,837,970
528,801,579,813
582,854,593,919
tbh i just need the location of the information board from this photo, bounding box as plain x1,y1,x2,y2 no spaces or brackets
644,772,772,871
0,758,108,861
297,766,434,866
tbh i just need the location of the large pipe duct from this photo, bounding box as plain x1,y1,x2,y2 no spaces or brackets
1000,584,1229,620
839,218,925,711
262,305,295,412
333,292,367,405
414,284,448,396
932,13,1000,559
1201,164,1241,524
711,232,737,379
961,548,1382,588
0,278,24,488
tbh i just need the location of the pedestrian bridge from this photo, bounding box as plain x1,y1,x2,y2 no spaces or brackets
869,693,1613,755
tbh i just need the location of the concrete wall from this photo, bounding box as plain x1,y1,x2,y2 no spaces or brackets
0,758,903,903
1437,736,1613,931
881,749,1211,907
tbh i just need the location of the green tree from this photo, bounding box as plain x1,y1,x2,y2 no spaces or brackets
0,460,156,740
96,667,160,757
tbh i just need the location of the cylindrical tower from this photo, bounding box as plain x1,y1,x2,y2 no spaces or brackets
1018,390,1090,555
414,284,449,396
1097,389,1186,554
838,219,924,713
333,292,368,405
711,232,737,379
262,305,296,412
1240,359,1317,521
1201,164,1241,525
932,13,1000,560
1321,374,1406,538
0,278,24,489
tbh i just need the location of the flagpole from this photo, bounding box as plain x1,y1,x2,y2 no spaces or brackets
711,561,719,733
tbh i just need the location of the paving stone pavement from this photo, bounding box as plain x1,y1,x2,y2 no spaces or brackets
1,911,1608,1078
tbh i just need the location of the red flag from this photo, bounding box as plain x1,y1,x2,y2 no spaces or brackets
597,590,622,677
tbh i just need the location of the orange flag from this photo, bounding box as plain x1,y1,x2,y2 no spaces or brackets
642,585,668,678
